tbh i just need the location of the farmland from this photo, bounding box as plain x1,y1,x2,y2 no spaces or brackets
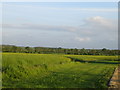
2,53,119,88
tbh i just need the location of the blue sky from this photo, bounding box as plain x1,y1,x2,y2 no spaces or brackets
5,2,117,8
2,2,118,49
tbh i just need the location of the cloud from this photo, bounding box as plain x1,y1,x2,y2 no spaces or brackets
2,16,117,48
2,24,77,32
2,16,117,35
80,16,117,35
75,37,91,42
85,16,117,29
73,16,117,45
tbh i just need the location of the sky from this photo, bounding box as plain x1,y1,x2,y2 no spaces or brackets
2,2,118,49
1,0,119,2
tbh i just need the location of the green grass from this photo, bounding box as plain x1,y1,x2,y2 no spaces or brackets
65,55,119,64
2,53,118,88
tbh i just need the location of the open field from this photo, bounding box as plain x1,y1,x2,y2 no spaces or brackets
2,53,119,88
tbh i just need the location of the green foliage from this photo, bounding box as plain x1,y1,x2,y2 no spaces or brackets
2,45,120,55
2,53,118,88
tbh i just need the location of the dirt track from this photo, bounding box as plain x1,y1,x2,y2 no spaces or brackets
108,66,120,89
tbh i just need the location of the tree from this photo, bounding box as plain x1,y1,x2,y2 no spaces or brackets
25,46,30,53
11,46,17,52
102,48,107,51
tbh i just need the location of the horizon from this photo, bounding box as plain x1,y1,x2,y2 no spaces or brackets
2,2,118,49
1,44,119,50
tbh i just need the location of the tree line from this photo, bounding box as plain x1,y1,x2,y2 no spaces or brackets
1,45,119,55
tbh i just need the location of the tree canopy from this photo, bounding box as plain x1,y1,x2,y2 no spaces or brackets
1,45,119,56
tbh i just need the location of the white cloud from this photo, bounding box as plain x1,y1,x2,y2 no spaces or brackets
75,37,91,42
2,16,117,34
82,16,117,34
85,16,117,28
2,24,77,32
2,16,117,38
73,16,117,46
2,16,117,48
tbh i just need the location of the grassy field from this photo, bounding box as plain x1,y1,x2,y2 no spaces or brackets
2,53,118,88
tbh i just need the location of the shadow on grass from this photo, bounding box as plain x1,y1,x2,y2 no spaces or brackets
67,57,120,64
34,71,107,88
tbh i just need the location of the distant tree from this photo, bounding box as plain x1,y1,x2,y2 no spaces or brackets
11,46,17,52
102,48,107,51
2,45,120,56
25,46,30,53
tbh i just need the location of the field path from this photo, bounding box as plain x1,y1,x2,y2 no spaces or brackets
108,66,120,89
